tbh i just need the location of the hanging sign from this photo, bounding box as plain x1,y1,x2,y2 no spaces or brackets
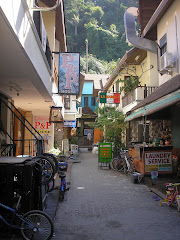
63,120,76,128
106,93,114,104
99,93,120,104
99,93,106,103
114,93,120,103
59,53,80,95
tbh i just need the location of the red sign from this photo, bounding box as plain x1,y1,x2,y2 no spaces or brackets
114,93,120,103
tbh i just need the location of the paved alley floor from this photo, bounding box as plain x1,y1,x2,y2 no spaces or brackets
53,152,180,240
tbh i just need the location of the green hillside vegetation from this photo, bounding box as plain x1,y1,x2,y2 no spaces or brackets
64,0,137,74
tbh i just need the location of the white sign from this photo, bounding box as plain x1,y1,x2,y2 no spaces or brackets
106,93,114,104
63,120,76,127
145,152,172,172
71,144,78,155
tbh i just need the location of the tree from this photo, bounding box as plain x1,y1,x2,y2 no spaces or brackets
114,63,154,93
64,0,137,62
80,54,117,74
91,106,127,153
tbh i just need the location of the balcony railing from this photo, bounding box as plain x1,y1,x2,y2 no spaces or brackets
122,85,157,108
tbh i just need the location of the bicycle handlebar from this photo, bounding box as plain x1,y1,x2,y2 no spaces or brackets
165,183,180,187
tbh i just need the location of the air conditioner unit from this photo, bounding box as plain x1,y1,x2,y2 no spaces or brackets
78,107,82,115
159,52,173,72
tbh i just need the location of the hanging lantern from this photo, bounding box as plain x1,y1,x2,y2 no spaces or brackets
49,106,63,123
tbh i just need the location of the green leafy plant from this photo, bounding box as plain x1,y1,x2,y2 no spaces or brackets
49,147,61,156
69,136,78,145
119,75,140,93
90,106,127,154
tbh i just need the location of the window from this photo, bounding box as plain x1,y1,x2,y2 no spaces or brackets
91,97,96,106
160,34,167,56
64,95,70,109
84,97,88,106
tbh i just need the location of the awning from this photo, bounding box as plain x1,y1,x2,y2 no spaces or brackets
125,90,180,121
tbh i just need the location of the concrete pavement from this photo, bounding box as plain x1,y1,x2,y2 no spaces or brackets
52,151,180,240
2,151,179,239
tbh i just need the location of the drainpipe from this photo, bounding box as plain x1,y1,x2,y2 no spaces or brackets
30,0,61,11
124,7,158,54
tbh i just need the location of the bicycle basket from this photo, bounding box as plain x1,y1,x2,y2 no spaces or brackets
58,162,68,171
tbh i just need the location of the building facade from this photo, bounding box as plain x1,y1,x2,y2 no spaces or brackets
0,0,67,156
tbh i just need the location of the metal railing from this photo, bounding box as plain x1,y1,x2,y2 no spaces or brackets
122,85,157,108
0,97,44,156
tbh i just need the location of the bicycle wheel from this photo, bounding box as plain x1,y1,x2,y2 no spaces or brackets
115,158,125,172
110,158,118,171
128,157,136,173
35,156,55,185
59,190,65,201
47,178,55,192
21,210,53,240
176,198,180,212
43,153,59,174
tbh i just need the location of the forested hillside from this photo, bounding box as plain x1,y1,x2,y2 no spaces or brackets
64,0,137,73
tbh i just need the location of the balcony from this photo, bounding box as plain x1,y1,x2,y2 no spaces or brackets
122,85,157,108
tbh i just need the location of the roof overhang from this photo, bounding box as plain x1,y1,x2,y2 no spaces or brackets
141,0,174,39
102,48,147,92
125,90,180,121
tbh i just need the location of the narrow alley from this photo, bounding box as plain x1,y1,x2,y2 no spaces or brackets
53,151,180,240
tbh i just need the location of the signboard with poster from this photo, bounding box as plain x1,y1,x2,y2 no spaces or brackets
71,144,78,155
59,53,80,95
99,143,112,163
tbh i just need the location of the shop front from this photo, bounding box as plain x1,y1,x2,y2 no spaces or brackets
130,145,173,175
126,76,180,175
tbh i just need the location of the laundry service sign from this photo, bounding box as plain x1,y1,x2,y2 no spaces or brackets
145,152,172,173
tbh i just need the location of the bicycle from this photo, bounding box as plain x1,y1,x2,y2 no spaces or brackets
0,192,53,239
110,157,125,172
160,183,180,212
58,162,69,201
58,171,67,201
110,149,135,174
42,153,59,174
123,151,136,175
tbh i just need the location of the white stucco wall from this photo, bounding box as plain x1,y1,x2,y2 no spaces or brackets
157,0,180,85
1,0,52,96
